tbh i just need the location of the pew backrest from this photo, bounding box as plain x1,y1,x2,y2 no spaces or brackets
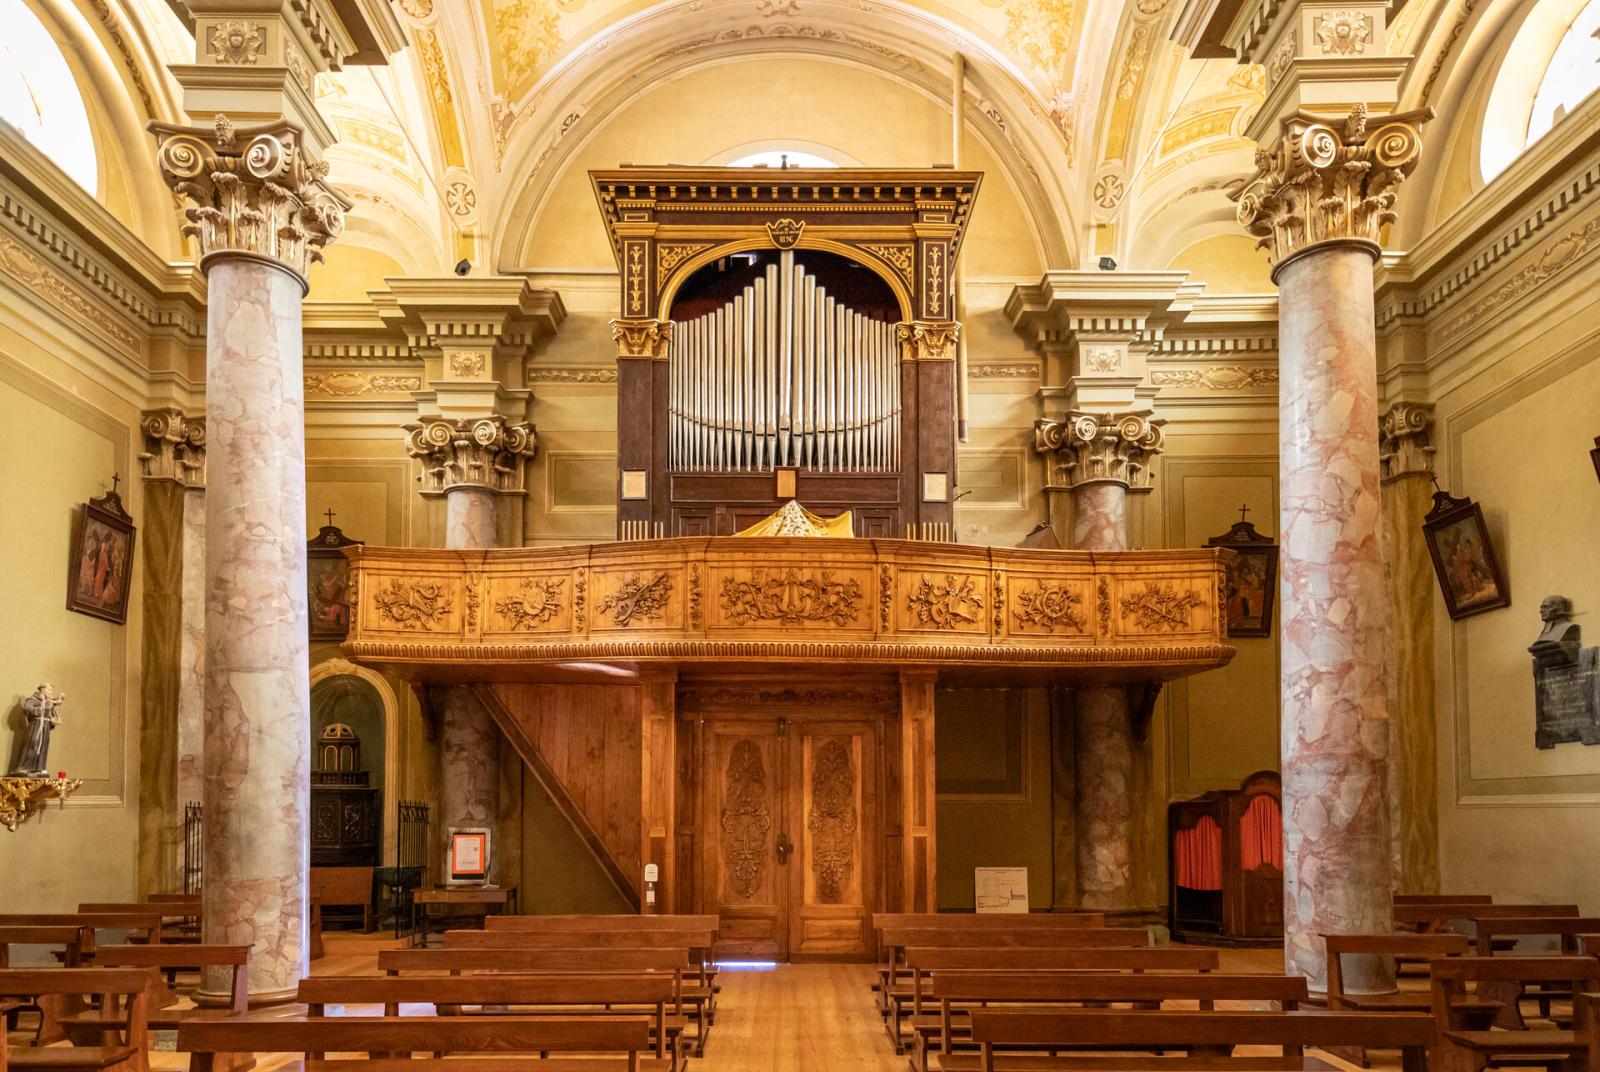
1430,955,1600,1030
1324,932,1470,1006
483,914,719,933
1471,917,1600,954
0,968,154,1053
443,928,713,951
1393,895,1493,906
881,927,1148,952
1394,903,1579,931
298,973,676,1008
928,972,1308,1005
902,946,1221,973
94,944,250,1015
872,912,1107,931
0,925,95,967
378,947,690,975
964,1008,1437,1052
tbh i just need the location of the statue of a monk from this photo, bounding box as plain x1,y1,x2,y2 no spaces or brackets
10,684,64,777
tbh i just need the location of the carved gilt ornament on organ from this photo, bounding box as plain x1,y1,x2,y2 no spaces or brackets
612,318,673,359
1232,104,1428,269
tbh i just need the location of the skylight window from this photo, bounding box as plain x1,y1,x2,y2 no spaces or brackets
0,0,98,192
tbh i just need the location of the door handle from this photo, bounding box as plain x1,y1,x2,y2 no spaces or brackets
776,833,793,864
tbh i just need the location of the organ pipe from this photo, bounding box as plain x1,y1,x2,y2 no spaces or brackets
668,251,902,472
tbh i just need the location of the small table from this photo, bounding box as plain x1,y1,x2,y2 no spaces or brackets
411,886,518,946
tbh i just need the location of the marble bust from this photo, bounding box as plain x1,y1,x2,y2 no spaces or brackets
1530,596,1600,749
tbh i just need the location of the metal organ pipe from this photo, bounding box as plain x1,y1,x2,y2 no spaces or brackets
667,251,903,473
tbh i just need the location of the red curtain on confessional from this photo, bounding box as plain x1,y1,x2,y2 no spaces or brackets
1174,815,1223,890
1239,794,1284,872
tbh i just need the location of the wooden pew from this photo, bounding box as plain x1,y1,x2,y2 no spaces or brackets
377,947,708,1053
0,926,95,968
1326,933,1474,1012
1473,917,1600,955
918,973,1309,1072
61,944,250,1023
877,943,1200,1054
1394,903,1579,933
1430,955,1600,1071
1393,895,1493,906
0,913,168,947
483,914,720,932
177,1015,666,1072
870,914,1112,1011
0,968,153,1072
296,974,685,1070
962,1009,1437,1072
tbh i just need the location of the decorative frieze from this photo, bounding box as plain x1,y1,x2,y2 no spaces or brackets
149,115,351,283
1379,401,1435,483
1234,105,1428,270
304,371,422,396
612,318,673,359
139,408,207,487
404,415,537,495
1035,411,1166,491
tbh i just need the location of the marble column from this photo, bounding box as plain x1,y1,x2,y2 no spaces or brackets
405,415,537,879
150,118,349,1004
1037,411,1163,910
1229,103,1427,994
1380,403,1440,894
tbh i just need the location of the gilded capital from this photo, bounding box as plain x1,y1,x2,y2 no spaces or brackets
139,408,207,488
149,115,350,283
612,318,673,359
1035,411,1165,491
897,321,960,361
1233,105,1428,270
404,416,537,496
1379,401,1435,483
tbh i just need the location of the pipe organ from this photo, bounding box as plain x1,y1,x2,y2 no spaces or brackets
669,252,901,474
593,166,981,538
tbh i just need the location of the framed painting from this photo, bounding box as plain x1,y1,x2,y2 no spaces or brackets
67,486,136,625
1423,489,1510,620
1206,509,1278,638
307,514,362,640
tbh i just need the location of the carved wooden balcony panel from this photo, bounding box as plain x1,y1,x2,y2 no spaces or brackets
342,539,1236,684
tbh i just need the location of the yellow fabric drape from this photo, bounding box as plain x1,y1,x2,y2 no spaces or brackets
734,499,855,538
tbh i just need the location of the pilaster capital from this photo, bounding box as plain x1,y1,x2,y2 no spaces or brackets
1234,105,1429,273
139,408,207,488
1035,411,1166,492
404,416,537,496
1379,400,1435,483
149,116,350,284
896,321,960,361
612,318,673,360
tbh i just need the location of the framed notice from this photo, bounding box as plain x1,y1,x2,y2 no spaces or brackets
448,828,491,885
975,866,1029,914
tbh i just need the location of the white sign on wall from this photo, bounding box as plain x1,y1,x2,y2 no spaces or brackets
974,866,1030,913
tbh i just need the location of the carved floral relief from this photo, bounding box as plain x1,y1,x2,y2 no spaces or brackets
720,569,863,626
720,739,772,901
493,576,566,630
808,737,858,904
373,579,454,630
597,571,672,626
906,574,985,630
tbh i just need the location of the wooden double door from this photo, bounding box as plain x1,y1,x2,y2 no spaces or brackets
696,714,879,960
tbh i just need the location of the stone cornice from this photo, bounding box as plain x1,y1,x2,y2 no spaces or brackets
1375,91,1600,333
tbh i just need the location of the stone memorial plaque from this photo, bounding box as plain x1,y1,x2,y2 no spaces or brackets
1529,595,1600,749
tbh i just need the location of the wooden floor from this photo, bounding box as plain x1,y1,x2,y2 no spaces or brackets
24,937,1396,1072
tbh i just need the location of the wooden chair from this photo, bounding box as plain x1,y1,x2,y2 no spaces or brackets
0,968,154,1072
1430,955,1600,1072
296,973,686,1069
961,1008,1436,1072
177,1015,666,1072
917,973,1309,1072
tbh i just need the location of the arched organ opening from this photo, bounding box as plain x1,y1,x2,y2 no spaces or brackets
669,250,902,473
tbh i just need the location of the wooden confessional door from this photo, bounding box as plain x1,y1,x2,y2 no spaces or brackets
698,718,877,961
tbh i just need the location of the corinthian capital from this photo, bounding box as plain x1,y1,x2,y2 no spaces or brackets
148,115,350,283
1035,411,1165,491
897,321,960,361
1379,401,1435,483
139,408,207,488
1234,105,1429,271
611,318,673,359
405,416,537,496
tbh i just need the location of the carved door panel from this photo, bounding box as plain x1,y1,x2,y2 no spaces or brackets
701,724,788,959
788,722,876,959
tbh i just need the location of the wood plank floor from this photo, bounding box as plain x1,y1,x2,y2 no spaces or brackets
17,936,1398,1072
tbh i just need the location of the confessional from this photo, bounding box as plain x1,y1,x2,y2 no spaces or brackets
1168,770,1284,944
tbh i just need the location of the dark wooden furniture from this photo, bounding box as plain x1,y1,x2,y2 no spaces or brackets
0,968,152,1072
310,784,379,868
959,1009,1437,1072
1394,902,1579,932
310,866,375,932
1168,769,1283,944
918,974,1310,1072
1430,955,1600,1071
1472,916,1600,955
297,974,685,1071
177,1016,667,1072
411,886,515,946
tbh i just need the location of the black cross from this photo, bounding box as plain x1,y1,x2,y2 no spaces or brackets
110,474,121,496
324,508,337,528
1238,503,1251,524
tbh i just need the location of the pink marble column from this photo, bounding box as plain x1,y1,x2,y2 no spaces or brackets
1277,241,1393,993
1072,479,1136,908
439,485,500,874
199,256,311,1005
445,485,497,550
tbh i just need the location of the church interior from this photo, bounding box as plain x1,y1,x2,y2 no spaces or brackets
3,0,1600,1065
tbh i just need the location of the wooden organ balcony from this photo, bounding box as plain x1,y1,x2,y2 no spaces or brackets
341,539,1235,683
